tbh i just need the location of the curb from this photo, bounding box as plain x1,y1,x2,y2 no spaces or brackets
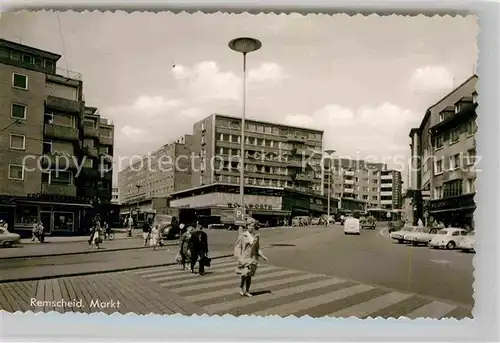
0,243,179,261
0,254,234,284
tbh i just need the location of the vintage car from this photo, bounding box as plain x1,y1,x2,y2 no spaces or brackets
457,231,475,252
0,226,21,248
360,216,376,230
428,228,469,250
153,215,179,240
404,227,439,246
344,217,360,235
389,226,418,244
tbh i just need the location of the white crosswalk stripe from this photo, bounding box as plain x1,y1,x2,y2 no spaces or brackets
132,256,469,319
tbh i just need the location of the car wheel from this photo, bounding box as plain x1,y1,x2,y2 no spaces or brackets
446,241,456,250
4,241,12,248
398,239,404,244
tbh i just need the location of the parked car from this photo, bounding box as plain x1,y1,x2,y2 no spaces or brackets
311,217,321,225
360,216,376,230
292,216,310,227
153,215,179,240
0,227,21,248
404,227,439,246
389,226,417,244
457,231,475,253
428,228,469,250
344,217,360,235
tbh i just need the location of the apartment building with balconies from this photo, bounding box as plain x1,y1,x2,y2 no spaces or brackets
322,158,386,209
379,169,403,210
117,134,193,219
190,114,324,194
0,39,114,236
408,75,477,228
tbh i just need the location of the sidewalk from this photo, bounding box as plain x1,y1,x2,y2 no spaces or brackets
0,248,231,283
20,229,142,244
1,234,178,260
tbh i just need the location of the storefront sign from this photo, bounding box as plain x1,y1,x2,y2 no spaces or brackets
430,194,476,212
227,203,272,210
26,193,93,204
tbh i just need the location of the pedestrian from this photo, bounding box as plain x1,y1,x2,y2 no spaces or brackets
189,228,209,275
142,218,152,247
234,220,268,297
417,218,424,228
90,217,102,249
127,216,133,237
150,224,159,250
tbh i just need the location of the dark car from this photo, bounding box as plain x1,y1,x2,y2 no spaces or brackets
360,216,376,230
153,215,179,240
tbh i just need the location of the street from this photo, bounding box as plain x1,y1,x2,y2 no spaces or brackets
0,225,473,318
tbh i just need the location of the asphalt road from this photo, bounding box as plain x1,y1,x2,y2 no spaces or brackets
263,225,474,307
0,225,473,308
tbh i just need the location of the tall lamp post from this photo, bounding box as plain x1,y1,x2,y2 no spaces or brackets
325,150,336,226
229,37,262,219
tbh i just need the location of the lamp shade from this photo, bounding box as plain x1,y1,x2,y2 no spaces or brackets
229,37,262,54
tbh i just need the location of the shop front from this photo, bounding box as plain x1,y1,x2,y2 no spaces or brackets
429,193,476,229
4,194,94,237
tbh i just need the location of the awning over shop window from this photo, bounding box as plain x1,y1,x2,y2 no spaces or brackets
251,209,291,216
430,206,476,214
16,200,93,208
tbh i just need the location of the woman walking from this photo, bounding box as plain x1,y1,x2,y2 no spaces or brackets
234,221,268,297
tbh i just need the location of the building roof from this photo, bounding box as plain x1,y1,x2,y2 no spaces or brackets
413,74,478,133
212,113,324,134
0,38,62,61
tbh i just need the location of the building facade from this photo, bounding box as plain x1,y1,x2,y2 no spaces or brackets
0,39,114,236
322,158,387,209
117,134,193,217
190,114,324,194
408,75,477,228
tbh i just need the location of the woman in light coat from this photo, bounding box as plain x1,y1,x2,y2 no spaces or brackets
150,224,159,249
234,222,268,297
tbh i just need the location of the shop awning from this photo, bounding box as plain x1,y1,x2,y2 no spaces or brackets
250,209,291,216
430,206,476,214
16,200,93,208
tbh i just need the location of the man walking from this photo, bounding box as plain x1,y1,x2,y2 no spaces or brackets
142,218,152,247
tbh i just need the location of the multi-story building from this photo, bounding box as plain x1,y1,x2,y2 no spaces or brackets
190,114,324,193
117,134,193,219
408,75,477,228
379,169,403,210
322,158,386,209
0,38,114,236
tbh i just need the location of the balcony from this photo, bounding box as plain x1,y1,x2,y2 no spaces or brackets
82,146,98,158
41,183,77,197
41,153,79,170
344,170,355,176
343,179,354,185
288,159,303,168
293,174,314,182
45,95,82,114
286,135,306,143
83,126,99,138
44,124,79,141
343,188,354,193
99,135,113,146
381,191,393,196
381,174,393,180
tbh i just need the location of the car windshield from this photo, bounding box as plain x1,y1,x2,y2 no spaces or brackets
401,227,414,232
437,229,448,235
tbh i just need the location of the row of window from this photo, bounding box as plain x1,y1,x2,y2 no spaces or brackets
435,120,476,150
433,179,475,199
5,50,54,69
434,150,476,174
217,133,320,150
215,119,322,142
7,164,72,185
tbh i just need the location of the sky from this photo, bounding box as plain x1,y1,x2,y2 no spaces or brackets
1,11,477,185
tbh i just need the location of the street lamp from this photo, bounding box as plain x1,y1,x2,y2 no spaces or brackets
324,149,336,226
229,37,262,219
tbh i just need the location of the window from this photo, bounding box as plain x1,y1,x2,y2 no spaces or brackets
443,179,462,198
22,54,33,64
455,103,461,114
467,121,476,136
15,205,38,225
12,73,28,89
11,103,26,119
44,59,54,69
467,179,475,193
8,164,24,180
201,122,205,131
434,186,442,199
453,154,461,170
435,159,443,174
450,128,460,144
50,171,73,185
34,57,42,66
53,212,74,232
439,113,445,122
467,149,476,166
44,112,54,124
84,119,96,128
10,134,25,150
10,51,21,61
472,92,478,104
435,135,444,149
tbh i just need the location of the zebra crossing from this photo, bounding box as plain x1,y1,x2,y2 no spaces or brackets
132,257,472,319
